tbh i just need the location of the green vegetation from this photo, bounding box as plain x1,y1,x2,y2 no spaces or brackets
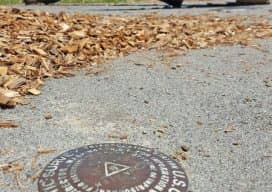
0,0,133,5
1,0,21,4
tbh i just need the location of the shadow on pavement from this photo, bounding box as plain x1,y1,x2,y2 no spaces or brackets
77,2,260,12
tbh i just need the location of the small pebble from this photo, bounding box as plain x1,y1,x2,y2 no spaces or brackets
181,145,190,152
44,113,53,120
144,100,149,104
232,142,240,146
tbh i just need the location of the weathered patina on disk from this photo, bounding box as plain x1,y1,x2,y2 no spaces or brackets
38,143,188,192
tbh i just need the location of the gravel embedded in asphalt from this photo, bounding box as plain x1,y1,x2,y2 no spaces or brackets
0,3,272,192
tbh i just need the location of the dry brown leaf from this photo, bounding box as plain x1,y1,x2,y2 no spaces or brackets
0,94,10,105
62,44,78,53
6,78,26,89
37,147,56,154
69,30,86,38
119,135,129,140
28,88,41,95
1,162,23,172
172,151,189,161
108,134,128,140
59,22,70,32
0,161,24,191
0,66,8,75
0,88,20,98
0,122,18,128
12,97,30,105
32,47,47,56
0,164,10,170
224,124,236,133
31,170,41,182
15,170,25,191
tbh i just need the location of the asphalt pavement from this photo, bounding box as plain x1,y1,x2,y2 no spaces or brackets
0,2,272,192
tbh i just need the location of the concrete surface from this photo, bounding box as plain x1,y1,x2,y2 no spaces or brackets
0,2,272,192
9,0,272,17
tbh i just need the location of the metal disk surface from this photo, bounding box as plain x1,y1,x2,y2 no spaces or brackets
38,143,188,192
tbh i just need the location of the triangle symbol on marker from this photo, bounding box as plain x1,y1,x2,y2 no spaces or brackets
104,162,130,177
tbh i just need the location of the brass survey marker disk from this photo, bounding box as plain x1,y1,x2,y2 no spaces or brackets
38,143,188,192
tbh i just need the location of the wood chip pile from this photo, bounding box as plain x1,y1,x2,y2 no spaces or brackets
0,7,272,108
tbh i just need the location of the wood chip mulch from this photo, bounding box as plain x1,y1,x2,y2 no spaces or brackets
0,7,272,108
